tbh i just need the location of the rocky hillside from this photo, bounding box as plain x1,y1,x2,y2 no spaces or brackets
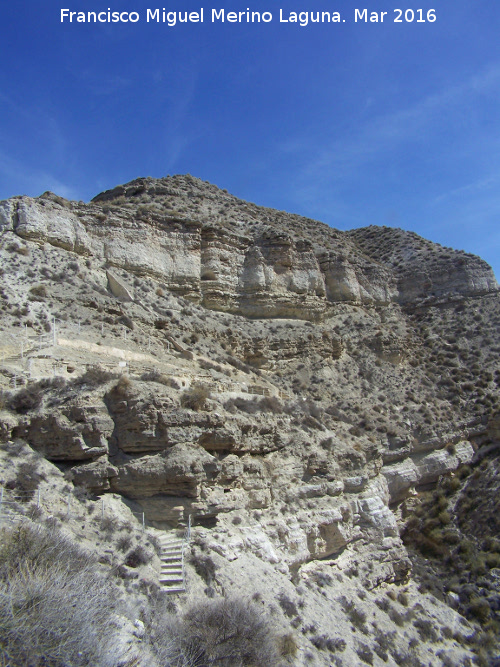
0,174,499,666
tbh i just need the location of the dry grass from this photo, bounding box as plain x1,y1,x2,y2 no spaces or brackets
0,523,122,666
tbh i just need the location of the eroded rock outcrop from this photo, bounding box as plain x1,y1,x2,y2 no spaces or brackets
3,176,494,321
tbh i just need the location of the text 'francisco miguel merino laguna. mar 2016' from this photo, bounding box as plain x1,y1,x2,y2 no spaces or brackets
60,8,438,26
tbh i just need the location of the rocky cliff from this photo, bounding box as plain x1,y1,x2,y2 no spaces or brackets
1,175,499,666
1,176,496,320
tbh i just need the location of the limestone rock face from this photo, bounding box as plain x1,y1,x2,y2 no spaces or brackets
6,197,92,255
13,405,111,461
106,271,133,301
382,441,474,503
351,226,498,303
70,457,119,492
111,443,219,497
318,250,396,304
1,174,500,659
4,176,494,321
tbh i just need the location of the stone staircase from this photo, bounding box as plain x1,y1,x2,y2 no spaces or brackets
158,531,186,593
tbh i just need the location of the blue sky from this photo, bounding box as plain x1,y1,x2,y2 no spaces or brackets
1,0,500,278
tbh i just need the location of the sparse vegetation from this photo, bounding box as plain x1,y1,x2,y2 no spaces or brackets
73,365,118,386
181,383,211,411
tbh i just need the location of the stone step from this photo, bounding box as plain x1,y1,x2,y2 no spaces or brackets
163,586,186,594
161,550,182,557
159,545,183,552
160,576,184,584
160,546,182,552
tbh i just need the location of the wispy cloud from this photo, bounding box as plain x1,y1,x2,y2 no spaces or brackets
0,89,80,199
159,64,200,172
0,149,79,200
430,172,500,206
300,63,500,179
76,71,132,96
274,61,500,234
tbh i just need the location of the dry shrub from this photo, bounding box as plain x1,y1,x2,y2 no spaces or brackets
0,523,94,578
0,390,10,411
8,378,65,414
278,633,298,657
258,396,283,414
15,460,45,498
311,635,346,653
181,383,211,411
277,592,298,618
112,375,133,396
0,523,122,666
225,396,283,415
148,596,281,667
29,284,47,299
117,314,134,330
190,552,217,584
9,386,44,414
224,397,260,414
140,370,171,386
125,545,152,568
73,365,118,387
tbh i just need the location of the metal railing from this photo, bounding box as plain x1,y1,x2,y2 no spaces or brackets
181,514,192,591
0,487,41,524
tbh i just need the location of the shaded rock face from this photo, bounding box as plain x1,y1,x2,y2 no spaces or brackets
12,403,112,461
